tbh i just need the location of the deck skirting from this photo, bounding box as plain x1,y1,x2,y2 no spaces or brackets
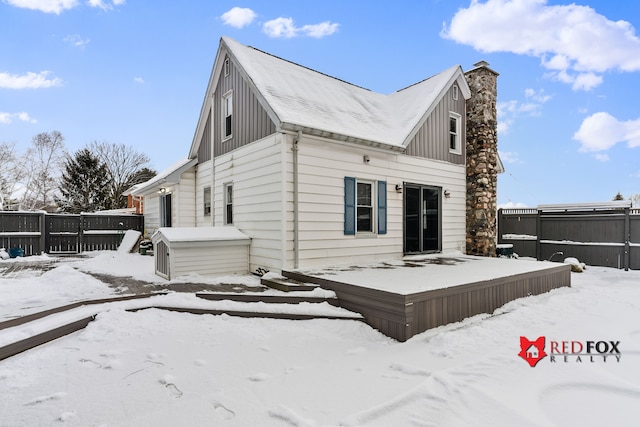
284,264,571,341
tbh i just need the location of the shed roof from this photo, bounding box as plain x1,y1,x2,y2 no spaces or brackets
152,226,250,243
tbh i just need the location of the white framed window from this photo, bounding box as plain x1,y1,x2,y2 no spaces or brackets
203,186,211,216
449,112,462,154
224,183,233,225
224,58,230,77
452,84,459,101
356,181,374,233
223,91,233,140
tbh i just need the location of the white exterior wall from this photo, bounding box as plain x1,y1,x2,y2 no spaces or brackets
169,242,249,278
289,134,466,269
213,134,285,273
173,169,196,227
196,160,214,227
144,192,160,237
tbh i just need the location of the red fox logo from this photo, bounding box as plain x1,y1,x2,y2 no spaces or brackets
518,336,547,367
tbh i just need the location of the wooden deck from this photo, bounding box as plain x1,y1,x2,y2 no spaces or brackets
284,256,571,342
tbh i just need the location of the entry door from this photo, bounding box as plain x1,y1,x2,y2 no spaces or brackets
404,185,441,253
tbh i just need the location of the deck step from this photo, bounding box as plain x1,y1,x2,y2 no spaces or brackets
260,277,319,292
196,293,338,306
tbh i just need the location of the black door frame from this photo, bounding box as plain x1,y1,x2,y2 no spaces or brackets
403,183,442,254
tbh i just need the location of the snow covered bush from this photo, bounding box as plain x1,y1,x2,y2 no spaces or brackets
564,257,586,273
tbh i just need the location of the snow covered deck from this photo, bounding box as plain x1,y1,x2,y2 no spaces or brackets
284,254,571,341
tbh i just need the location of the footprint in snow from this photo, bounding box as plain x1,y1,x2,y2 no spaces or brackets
212,402,235,420
159,375,183,398
24,392,67,406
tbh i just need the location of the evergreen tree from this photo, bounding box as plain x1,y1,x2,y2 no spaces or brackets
58,149,110,213
613,191,625,201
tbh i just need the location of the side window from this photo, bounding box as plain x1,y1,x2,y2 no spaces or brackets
344,177,386,235
449,112,462,154
203,186,211,216
223,91,233,140
160,193,172,227
224,183,233,225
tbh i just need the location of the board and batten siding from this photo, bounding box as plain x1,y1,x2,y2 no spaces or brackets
213,55,276,157
405,84,466,163
290,133,466,269
196,159,214,227
213,134,286,273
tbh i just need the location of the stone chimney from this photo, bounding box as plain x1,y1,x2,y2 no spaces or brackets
464,61,499,257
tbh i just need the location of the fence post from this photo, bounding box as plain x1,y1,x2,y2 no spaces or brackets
536,209,542,261
624,207,630,271
38,212,46,255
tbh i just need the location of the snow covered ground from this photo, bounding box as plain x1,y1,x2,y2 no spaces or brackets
0,252,639,426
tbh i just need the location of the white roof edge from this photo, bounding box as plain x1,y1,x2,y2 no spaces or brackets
130,158,197,196
152,226,251,243
537,201,632,211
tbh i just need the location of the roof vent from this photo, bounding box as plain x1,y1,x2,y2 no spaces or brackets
473,60,490,68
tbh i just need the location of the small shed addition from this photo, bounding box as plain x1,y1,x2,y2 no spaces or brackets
151,227,251,280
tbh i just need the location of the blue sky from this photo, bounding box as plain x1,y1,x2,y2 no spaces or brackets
1,0,640,207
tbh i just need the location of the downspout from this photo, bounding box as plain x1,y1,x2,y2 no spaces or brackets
292,131,301,269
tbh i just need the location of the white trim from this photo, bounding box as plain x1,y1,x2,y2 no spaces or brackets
448,111,462,155
452,84,459,101
224,182,233,225
356,179,375,234
222,90,233,141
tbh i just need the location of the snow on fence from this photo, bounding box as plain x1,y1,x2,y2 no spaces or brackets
498,203,640,270
0,211,144,256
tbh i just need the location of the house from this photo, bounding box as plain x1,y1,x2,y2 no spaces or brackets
130,37,501,278
526,345,539,359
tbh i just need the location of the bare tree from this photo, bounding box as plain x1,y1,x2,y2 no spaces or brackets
630,193,640,208
0,142,22,210
89,141,152,209
20,131,67,211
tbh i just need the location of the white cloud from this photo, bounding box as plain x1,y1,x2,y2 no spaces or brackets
263,17,339,38
5,0,78,14
497,88,551,133
498,151,521,164
0,71,63,89
301,21,339,38
87,0,125,11
498,201,530,209
573,112,640,152
0,112,37,124
221,7,257,29
263,17,298,38
594,153,610,162
5,0,123,13
442,0,640,91
134,76,144,84
64,34,90,48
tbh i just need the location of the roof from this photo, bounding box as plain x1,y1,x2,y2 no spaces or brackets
190,37,471,155
128,157,197,196
152,226,250,243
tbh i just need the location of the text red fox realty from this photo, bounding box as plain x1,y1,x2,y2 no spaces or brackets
518,336,622,367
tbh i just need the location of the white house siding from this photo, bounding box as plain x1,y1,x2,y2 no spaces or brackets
144,193,160,237
174,169,196,227
196,159,214,227
169,243,249,278
213,134,284,273
291,134,466,269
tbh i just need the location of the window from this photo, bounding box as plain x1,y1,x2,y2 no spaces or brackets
223,91,233,140
224,58,230,77
203,186,211,216
452,84,459,101
449,112,462,154
224,183,233,225
344,177,387,235
357,182,373,232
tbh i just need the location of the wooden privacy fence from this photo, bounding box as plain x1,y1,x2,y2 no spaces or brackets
0,211,144,256
498,203,640,270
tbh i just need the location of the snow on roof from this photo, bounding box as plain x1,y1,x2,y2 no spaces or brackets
153,226,250,243
129,157,197,196
222,37,468,149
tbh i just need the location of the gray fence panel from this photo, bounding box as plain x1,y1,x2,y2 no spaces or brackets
0,212,143,256
0,212,43,256
499,208,639,270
